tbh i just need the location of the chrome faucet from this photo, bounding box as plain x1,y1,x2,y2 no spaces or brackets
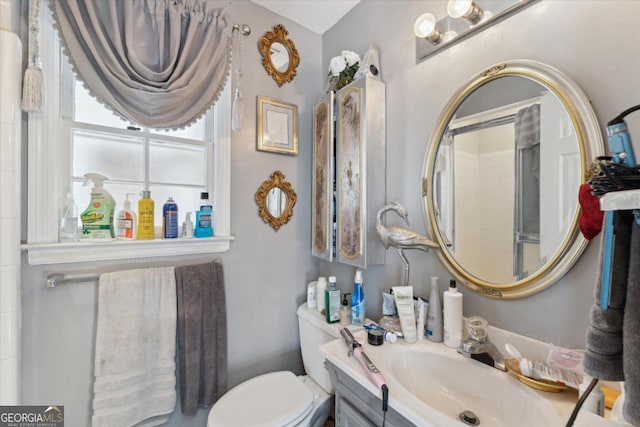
457,316,506,372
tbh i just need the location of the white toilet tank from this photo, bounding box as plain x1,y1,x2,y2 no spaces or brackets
296,303,343,394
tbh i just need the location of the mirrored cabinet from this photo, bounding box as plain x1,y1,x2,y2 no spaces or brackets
312,74,386,268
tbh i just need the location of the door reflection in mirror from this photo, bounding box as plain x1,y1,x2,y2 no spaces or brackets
436,82,580,284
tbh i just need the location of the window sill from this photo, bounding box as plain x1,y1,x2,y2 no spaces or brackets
21,236,234,265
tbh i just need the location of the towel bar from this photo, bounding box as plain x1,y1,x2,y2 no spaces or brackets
46,273,99,288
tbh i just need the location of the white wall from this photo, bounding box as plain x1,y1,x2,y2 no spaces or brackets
18,2,322,426
321,0,640,348
0,24,22,405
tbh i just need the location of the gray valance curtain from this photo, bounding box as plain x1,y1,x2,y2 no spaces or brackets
48,0,232,129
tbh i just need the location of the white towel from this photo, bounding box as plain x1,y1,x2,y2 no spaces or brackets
92,267,177,427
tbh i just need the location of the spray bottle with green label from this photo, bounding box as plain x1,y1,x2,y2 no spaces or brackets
80,173,115,240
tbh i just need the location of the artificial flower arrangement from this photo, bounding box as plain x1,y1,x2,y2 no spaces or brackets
328,50,361,90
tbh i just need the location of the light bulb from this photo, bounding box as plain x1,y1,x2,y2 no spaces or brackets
447,0,472,19
447,0,484,24
414,13,442,44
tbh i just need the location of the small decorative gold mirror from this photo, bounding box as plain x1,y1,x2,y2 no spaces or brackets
255,170,297,231
258,24,300,87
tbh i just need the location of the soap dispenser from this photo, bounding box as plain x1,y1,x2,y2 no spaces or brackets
340,293,351,325
116,193,137,240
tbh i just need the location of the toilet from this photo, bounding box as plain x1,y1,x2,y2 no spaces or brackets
207,303,359,427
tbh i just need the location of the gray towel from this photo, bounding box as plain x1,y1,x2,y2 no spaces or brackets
175,260,227,416
583,211,633,381
624,220,640,425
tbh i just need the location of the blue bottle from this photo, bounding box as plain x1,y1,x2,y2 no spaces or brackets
162,197,179,239
351,270,365,325
194,192,214,238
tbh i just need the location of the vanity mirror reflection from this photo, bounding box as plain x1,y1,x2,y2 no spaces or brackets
258,24,300,87
255,170,297,231
422,60,604,298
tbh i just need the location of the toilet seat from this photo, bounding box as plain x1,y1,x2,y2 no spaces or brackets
208,371,314,427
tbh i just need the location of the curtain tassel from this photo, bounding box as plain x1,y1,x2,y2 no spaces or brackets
22,0,44,113
22,64,44,113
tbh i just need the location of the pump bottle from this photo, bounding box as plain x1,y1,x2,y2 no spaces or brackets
116,193,137,240
340,293,351,325
443,279,463,347
182,212,194,238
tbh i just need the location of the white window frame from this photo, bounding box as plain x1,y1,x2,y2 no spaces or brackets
22,8,233,265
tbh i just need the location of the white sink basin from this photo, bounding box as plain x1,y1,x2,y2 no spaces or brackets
319,330,627,427
385,344,561,427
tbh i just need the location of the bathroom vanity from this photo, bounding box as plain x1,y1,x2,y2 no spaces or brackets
326,360,412,427
320,329,627,427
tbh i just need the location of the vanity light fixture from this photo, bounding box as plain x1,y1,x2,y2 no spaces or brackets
447,0,484,25
414,13,443,45
415,0,538,63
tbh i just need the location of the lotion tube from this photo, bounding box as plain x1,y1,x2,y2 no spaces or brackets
392,286,417,343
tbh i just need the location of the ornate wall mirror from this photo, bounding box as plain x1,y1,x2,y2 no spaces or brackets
255,170,297,231
258,24,300,87
422,60,604,298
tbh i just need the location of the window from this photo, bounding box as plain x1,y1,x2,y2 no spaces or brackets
24,7,231,264
66,80,214,228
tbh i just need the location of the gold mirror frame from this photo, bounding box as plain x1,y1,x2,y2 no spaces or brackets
422,60,604,298
255,170,297,231
258,24,300,87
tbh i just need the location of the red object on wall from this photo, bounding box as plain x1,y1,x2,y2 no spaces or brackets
579,183,604,240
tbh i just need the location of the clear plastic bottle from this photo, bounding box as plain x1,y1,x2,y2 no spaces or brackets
59,192,78,242
351,270,366,326
340,293,351,325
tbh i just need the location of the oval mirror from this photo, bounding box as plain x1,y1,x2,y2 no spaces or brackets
258,25,300,87
255,170,297,231
422,60,604,298
266,187,288,217
270,42,290,73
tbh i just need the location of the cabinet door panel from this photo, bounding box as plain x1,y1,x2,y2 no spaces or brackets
312,91,335,261
339,397,376,427
336,86,364,263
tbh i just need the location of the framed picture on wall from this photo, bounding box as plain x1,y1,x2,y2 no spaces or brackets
256,96,298,155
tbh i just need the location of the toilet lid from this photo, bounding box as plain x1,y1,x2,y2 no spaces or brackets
208,371,314,427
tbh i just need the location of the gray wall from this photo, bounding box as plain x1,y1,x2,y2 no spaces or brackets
320,0,640,350
18,0,640,426
19,2,322,426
